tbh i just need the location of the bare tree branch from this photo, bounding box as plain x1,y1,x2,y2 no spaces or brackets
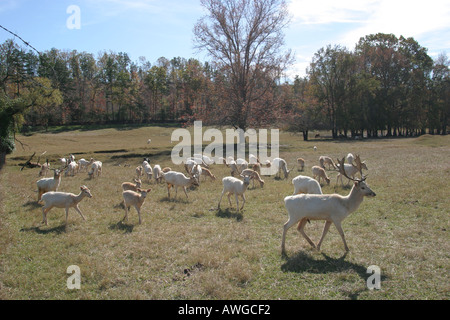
193,0,293,129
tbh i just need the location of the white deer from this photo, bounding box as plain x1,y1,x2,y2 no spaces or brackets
282,158,376,253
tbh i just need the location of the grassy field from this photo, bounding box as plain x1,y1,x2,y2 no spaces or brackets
0,125,449,300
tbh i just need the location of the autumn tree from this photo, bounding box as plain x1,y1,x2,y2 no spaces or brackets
193,0,293,129
308,45,352,138
78,52,100,122
0,41,62,168
431,53,450,135
0,40,33,168
398,36,433,136
284,76,325,140
144,62,169,120
356,34,405,136
0,95,25,169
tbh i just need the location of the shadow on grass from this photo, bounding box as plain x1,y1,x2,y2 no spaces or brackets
281,250,389,300
20,224,67,235
159,196,190,204
113,201,125,210
216,208,243,221
111,149,173,160
28,123,182,135
282,250,387,280
22,200,41,210
108,221,134,233
281,251,362,274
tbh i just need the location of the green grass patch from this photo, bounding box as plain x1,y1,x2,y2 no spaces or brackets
1,126,449,300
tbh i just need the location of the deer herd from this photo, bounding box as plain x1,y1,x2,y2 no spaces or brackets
33,149,376,254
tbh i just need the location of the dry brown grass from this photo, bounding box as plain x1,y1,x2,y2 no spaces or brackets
0,126,449,300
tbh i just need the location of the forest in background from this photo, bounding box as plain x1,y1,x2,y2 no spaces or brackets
0,33,448,140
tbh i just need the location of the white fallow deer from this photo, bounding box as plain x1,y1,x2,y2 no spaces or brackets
282,157,376,254
218,175,251,212
122,188,152,224
39,185,93,226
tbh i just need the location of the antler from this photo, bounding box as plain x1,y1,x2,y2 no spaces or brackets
337,157,366,182
354,155,368,181
337,157,353,181
354,154,363,175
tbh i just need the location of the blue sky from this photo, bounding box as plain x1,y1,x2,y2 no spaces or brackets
1,0,449,78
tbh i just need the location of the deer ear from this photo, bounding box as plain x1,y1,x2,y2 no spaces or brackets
147,189,152,192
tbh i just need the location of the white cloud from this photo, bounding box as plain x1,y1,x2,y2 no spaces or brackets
338,0,450,48
285,60,310,80
289,0,379,25
290,0,450,43
287,0,450,77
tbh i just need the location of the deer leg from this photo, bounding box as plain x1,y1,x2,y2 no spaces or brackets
297,218,316,248
281,217,300,254
123,205,129,222
317,220,332,250
240,194,245,211
218,189,228,209
42,206,51,225
74,205,86,220
135,205,142,224
65,207,70,225
333,221,349,251
218,190,225,209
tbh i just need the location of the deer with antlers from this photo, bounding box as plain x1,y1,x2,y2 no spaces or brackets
282,157,376,254
335,154,368,186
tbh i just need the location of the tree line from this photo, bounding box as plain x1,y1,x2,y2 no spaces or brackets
300,33,449,139
1,33,448,138
0,39,214,127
